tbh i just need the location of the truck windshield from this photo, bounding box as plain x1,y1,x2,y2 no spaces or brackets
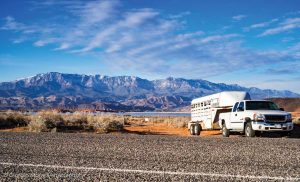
246,101,279,110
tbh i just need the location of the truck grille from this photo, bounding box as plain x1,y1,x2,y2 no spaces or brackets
265,115,286,122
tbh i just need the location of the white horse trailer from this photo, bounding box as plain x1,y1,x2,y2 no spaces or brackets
188,91,251,135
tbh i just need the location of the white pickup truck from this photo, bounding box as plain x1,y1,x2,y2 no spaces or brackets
219,100,293,137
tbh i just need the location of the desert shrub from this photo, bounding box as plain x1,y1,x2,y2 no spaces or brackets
93,120,124,133
293,117,300,125
125,116,145,125
37,111,64,128
64,113,88,126
87,115,124,133
28,116,48,132
146,116,189,128
0,111,29,128
163,117,189,128
28,112,65,132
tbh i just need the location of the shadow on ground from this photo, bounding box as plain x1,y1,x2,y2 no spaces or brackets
255,124,300,139
121,128,169,135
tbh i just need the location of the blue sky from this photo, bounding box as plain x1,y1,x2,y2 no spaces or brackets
0,0,300,93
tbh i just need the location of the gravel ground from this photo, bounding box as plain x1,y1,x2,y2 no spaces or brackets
0,132,300,181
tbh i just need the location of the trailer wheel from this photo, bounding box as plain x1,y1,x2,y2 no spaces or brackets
194,124,201,136
190,124,195,135
222,124,230,137
245,123,255,137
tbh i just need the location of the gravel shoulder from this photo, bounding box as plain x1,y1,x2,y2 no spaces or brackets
0,132,300,181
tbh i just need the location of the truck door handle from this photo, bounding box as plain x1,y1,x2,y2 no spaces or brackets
235,114,237,116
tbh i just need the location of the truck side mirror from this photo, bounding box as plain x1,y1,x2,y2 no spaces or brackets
279,108,284,111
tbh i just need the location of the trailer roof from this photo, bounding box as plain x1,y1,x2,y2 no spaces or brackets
191,91,251,107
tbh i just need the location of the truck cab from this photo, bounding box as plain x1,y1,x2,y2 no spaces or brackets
219,100,293,137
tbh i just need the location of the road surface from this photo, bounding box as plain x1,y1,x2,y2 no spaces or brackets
0,132,300,181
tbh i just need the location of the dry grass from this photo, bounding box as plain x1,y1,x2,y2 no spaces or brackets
293,117,300,125
28,116,48,132
87,115,124,133
0,111,190,135
0,111,29,128
124,116,190,128
26,112,125,133
291,112,300,125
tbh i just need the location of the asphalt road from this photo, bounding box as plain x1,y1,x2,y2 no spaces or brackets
0,132,300,181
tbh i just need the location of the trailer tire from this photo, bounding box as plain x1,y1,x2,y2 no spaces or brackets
245,123,255,137
194,124,201,136
190,124,195,135
222,123,230,137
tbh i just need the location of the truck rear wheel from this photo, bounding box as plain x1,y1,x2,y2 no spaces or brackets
194,124,201,136
222,124,230,137
245,123,255,137
190,124,195,135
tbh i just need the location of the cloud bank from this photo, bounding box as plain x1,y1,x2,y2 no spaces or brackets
1,0,299,80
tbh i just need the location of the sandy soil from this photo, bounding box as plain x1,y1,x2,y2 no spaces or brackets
1,124,221,137
124,123,221,137
292,112,300,118
0,127,28,132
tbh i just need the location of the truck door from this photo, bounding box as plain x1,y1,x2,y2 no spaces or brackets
229,102,238,129
231,102,245,130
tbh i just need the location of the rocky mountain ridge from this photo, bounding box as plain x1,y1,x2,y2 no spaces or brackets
0,72,299,111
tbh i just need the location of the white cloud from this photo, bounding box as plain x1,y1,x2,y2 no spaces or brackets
78,0,118,25
1,1,300,84
259,17,300,36
244,18,278,31
1,16,27,31
200,34,239,43
54,43,71,51
169,11,191,19
33,39,57,47
73,8,159,53
232,15,247,21
281,17,300,25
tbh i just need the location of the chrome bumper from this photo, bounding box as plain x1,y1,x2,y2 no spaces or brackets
252,122,293,131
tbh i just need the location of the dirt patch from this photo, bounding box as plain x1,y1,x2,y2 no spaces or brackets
292,112,300,118
124,123,221,137
0,127,28,132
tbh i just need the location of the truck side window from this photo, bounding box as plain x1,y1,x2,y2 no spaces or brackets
238,102,245,112
232,102,239,112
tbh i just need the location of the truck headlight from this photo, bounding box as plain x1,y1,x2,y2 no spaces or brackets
253,113,265,121
286,114,292,122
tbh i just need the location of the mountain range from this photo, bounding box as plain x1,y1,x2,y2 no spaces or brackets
0,72,299,111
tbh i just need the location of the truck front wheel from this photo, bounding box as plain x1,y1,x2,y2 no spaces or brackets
245,123,255,137
222,124,230,137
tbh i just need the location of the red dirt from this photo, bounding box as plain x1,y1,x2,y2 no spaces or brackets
0,127,28,132
124,123,221,137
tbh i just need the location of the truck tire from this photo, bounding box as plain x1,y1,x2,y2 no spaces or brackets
222,124,230,137
190,124,195,135
245,123,255,137
194,124,201,136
